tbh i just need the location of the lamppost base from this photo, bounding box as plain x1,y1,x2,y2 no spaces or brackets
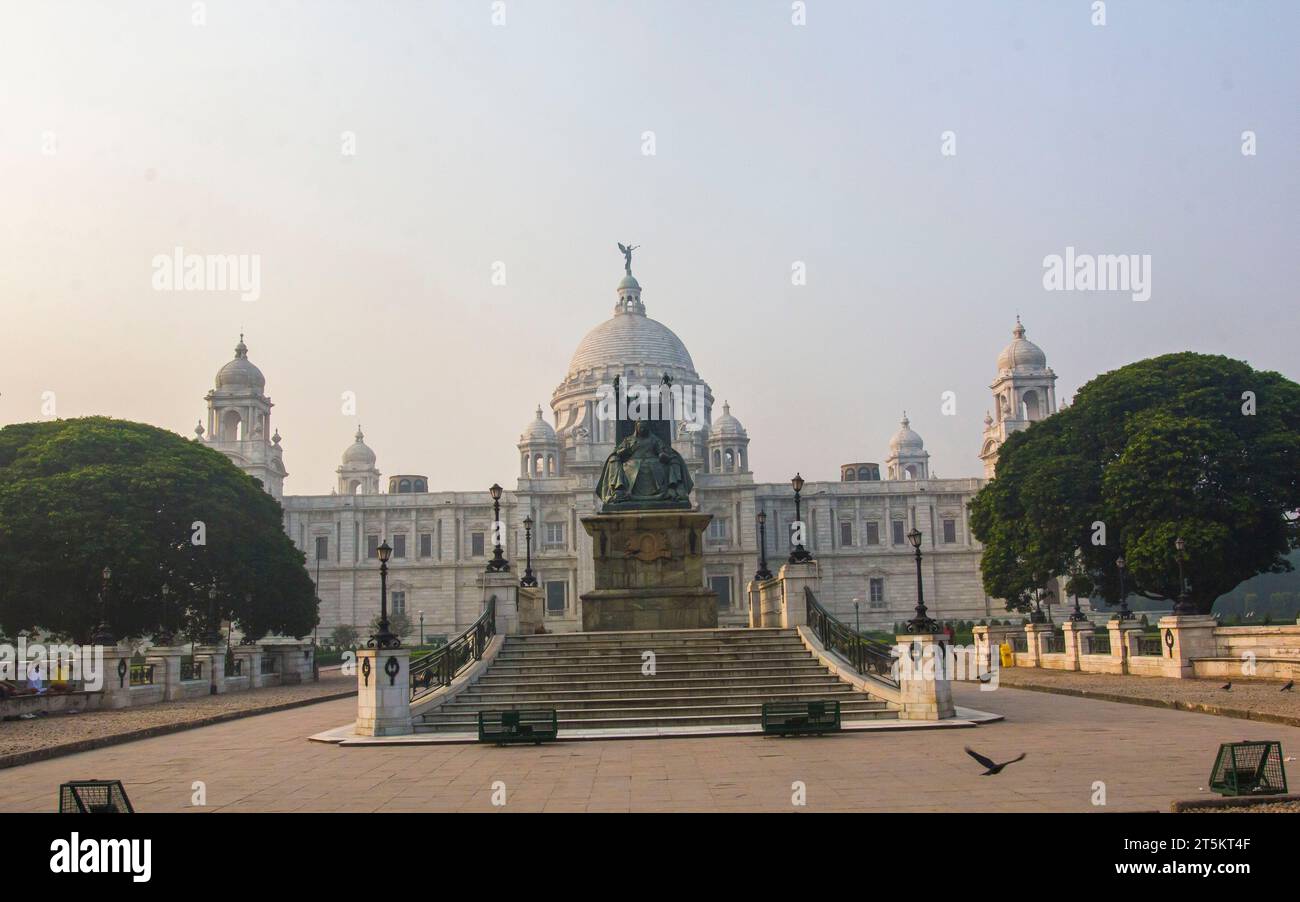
754,568,775,582
1068,609,1089,622
1029,610,1047,624
90,623,116,647
519,574,538,588
787,547,814,565
486,552,511,573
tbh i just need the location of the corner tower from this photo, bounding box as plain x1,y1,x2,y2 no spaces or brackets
200,335,287,498
980,317,1057,478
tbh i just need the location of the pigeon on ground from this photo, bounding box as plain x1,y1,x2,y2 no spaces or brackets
1220,682,1232,691
965,747,1026,776
1281,680,1294,692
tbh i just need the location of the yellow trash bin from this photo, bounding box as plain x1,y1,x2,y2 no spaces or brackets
999,642,1015,668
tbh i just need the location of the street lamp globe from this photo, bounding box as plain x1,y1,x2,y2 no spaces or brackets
377,540,392,563
906,527,922,549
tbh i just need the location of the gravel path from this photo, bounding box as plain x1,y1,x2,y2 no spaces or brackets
0,670,353,768
1178,801,1300,813
993,669,1300,726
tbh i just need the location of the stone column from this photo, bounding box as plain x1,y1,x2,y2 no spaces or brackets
149,646,186,701
232,645,259,689
479,572,519,635
96,645,134,709
355,648,412,737
1061,620,1094,672
272,642,312,685
1107,619,1145,674
518,585,543,635
1023,623,1054,668
1157,614,1218,679
745,580,761,629
779,561,821,629
194,645,226,694
894,634,956,720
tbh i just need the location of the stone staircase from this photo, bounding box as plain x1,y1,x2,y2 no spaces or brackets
414,627,894,734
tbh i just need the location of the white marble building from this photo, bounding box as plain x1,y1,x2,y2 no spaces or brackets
198,273,1059,640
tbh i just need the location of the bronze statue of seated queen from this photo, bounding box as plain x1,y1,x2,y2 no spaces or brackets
595,420,693,511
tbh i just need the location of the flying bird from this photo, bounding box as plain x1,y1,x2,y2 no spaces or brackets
1281,680,1293,692
1220,682,1232,691
965,747,1026,776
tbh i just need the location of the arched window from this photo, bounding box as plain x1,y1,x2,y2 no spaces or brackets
858,467,869,480
414,479,427,493
221,409,243,442
1021,390,1041,421
349,479,361,495
724,450,735,471
904,465,917,480
534,454,544,477
399,479,412,493
844,469,856,481
712,449,722,471
546,454,556,476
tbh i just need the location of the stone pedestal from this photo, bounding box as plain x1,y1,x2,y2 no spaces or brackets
894,634,956,720
518,585,544,635
270,642,313,684
355,648,412,736
97,645,134,709
479,571,520,635
148,646,186,701
194,645,226,694
1157,614,1218,678
1108,619,1146,672
778,561,820,629
580,510,718,631
973,624,1021,671
1061,620,1094,671
232,646,260,687
1023,623,1054,667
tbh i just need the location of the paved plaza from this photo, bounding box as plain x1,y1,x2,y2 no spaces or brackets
3,683,1298,813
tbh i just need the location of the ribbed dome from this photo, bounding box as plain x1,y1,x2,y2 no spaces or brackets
341,427,377,467
569,310,696,376
215,337,265,392
519,406,557,444
997,318,1047,372
711,401,746,437
889,415,925,452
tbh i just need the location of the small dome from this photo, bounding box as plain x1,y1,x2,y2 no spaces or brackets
997,317,1047,372
520,406,557,444
341,427,377,467
215,336,266,392
618,273,640,291
711,401,747,437
889,414,925,453
569,310,696,375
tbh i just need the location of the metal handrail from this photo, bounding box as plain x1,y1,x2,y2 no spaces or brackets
410,596,496,701
804,587,898,687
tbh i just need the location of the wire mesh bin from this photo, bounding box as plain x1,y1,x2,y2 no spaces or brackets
1208,741,1288,796
58,780,135,813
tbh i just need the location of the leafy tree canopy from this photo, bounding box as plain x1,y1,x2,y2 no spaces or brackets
969,353,1300,614
0,417,318,641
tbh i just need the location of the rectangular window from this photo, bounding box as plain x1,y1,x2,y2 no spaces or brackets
390,591,406,615
891,520,905,546
839,521,853,547
943,519,957,544
709,576,733,611
869,578,885,607
545,580,567,614
314,536,329,561
367,534,379,559
392,534,406,559
419,533,432,558
545,522,564,545
865,522,880,546
471,532,485,557
707,517,729,540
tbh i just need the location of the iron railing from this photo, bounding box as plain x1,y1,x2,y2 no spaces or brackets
1009,634,1029,653
805,588,898,687
129,663,155,686
1136,635,1163,657
1088,633,1111,655
410,596,496,701
180,660,203,681
227,657,244,676
260,656,277,674
1043,633,1066,654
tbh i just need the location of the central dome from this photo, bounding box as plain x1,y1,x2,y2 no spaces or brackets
568,312,696,376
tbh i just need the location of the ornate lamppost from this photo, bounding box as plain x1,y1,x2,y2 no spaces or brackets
1173,536,1195,615
91,566,115,646
156,583,176,646
202,583,223,646
1115,557,1133,621
487,483,511,572
418,610,425,646
520,515,538,587
369,540,400,649
787,473,814,564
754,511,774,581
906,528,938,633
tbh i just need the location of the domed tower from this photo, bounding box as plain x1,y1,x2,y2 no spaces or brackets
337,427,380,495
518,406,561,478
706,402,749,474
885,413,930,480
980,317,1057,477
201,335,287,499
552,255,714,472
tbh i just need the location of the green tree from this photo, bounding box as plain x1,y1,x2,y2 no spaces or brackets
969,353,1300,615
0,417,318,640
330,624,359,648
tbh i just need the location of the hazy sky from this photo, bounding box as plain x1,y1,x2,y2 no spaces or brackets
3,1,1296,495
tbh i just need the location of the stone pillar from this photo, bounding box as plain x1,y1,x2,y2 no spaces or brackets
479,572,520,635
745,580,761,628
355,648,412,737
149,646,186,701
894,634,956,720
232,645,259,689
272,643,313,685
1061,620,1094,672
518,585,543,635
194,645,226,694
97,645,134,709
779,561,821,629
1023,623,1054,668
1157,614,1218,678
1107,619,1145,673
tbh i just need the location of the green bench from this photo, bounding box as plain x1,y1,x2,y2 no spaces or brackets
761,700,841,736
478,709,559,745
